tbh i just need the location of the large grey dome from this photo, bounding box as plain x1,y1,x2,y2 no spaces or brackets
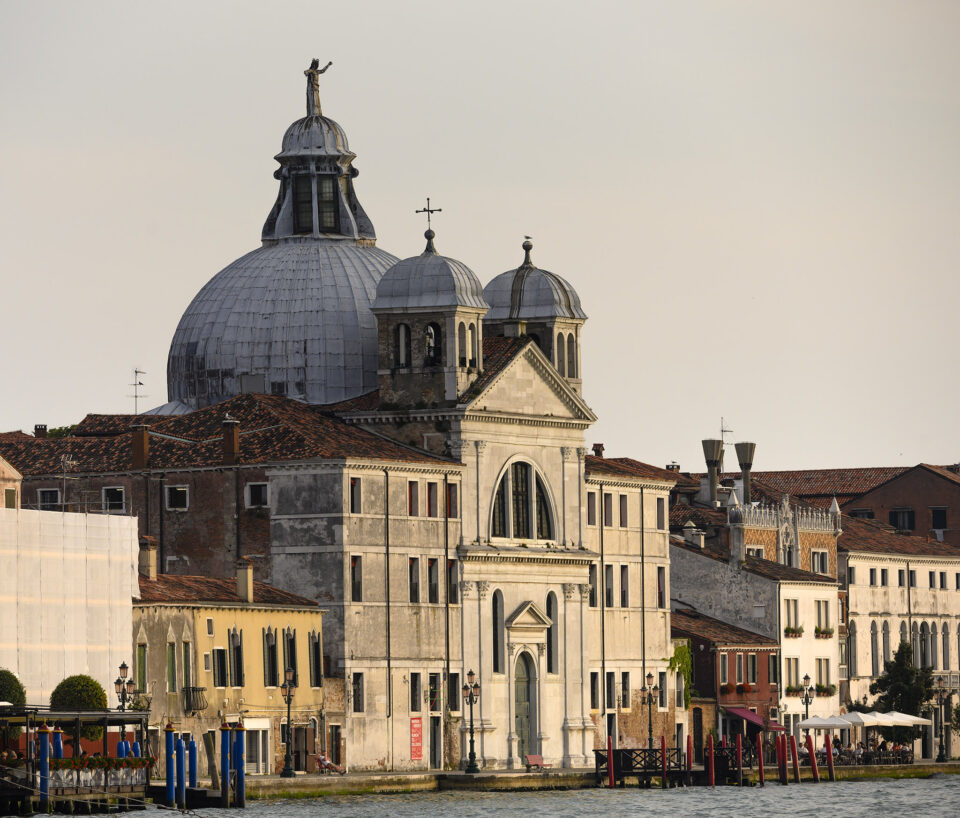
166,62,397,409
373,231,488,311
483,240,587,321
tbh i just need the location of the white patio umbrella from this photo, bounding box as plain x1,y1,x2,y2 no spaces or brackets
887,711,932,726
839,712,884,727
798,716,851,730
867,711,897,726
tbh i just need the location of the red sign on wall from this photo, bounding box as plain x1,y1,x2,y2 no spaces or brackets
410,717,422,760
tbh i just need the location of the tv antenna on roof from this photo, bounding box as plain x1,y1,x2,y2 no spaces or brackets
128,369,148,414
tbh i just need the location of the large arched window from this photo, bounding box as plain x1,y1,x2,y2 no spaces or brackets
425,322,442,366
567,333,576,378
556,334,565,376
919,622,929,667
900,620,908,646
458,322,467,367
492,590,505,674
395,323,411,368
546,592,558,674
882,620,890,664
911,621,920,662
848,621,858,677
491,461,555,541
870,621,879,676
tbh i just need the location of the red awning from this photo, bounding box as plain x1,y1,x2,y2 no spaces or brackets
723,706,786,731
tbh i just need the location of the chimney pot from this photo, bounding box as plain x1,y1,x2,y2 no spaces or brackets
131,424,150,469
34,424,47,439
237,558,254,603
222,415,240,465
666,462,680,472
701,439,723,505
592,443,605,458
735,441,756,504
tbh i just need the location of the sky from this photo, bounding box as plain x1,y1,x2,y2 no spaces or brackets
1,0,958,472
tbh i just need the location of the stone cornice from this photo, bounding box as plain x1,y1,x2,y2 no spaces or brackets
584,476,674,491
458,544,597,566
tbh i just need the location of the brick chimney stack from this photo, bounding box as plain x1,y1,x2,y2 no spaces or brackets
34,424,47,439
131,424,150,469
237,558,254,603
592,443,604,458
138,539,158,580
222,415,240,465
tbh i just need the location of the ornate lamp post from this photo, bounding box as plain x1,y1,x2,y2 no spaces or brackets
114,661,136,743
936,677,946,763
800,673,814,736
462,669,481,774
642,672,660,749
280,667,297,778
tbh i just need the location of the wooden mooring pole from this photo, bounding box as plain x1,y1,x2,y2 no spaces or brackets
707,734,715,788
825,734,835,782
806,734,820,783
607,735,614,789
789,735,801,783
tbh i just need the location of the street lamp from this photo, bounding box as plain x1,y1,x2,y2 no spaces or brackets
800,673,814,735
642,672,660,749
462,669,481,774
936,677,946,763
114,661,137,743
280,667,297,778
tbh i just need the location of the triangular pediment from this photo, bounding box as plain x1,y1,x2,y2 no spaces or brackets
464,343,596,423
506,600,552,631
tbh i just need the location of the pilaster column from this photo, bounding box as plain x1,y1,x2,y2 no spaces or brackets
576,448,587,547
474,440,486,544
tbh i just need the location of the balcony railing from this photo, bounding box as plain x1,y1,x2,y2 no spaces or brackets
183,686,208,714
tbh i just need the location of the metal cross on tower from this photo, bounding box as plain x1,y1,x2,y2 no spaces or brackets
415,197,442,229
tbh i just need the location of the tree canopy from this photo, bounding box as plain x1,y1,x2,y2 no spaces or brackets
49,675,108,740
868,642,933,742
0,669,27,738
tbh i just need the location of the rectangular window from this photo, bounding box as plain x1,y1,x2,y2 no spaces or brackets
588,564,598,607
658,671,667,708
719,653,728,685
317,176,338,230
909,569,917,587
881,568,888,586
292,174,313,234
309,632,323,687
429,673,442,712
619,494,628,527
736,654,744,684
427,482,438,517
102,486,125,513
212,648,228,688
165,485,189,511
427,558,439,604
869,568,877,586
166,643,177,692
940,571,947,589
769,653,779,685
746,654,758,684
889,508,915,531
956,572,960,590
657,566,666,608
657,497,666,530
38,488,61,511
352,673,364,713
283,629,298,686
349,478,362,514
621,672,630,709
590,672,599,710
603,493,613,527
587,492,597,526
203,653,211,673
206,617,214,636
785,657,799,688
409,557,420,603
811,551,828,574
4,487,16,509
676,672,684,708
410,672,421,712
446,483,458,517
931,508,947,530
136,644,147,692
247,483,268,508
229,632,244,687
816,600,830,630
620,565,629,607
898,569,906,587
850,508,875,519
182,642,192,689
408,481,419,516
351,556,363,602
745,546,764,559
448,672,461,712
848,566,856,585
447,560,458,603
929,571,936,588
784,599,799,628
606,672,616,710
816,658,830,687
604,564,614,607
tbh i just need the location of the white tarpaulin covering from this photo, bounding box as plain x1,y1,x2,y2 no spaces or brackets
0,507,139,706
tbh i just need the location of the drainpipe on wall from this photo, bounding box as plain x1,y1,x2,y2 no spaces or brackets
383,469,393,770
640,488,646,687
443,473,450,768
599,482,606,726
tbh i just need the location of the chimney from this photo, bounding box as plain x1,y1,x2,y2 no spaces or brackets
34,424,47,439
701,439,723,506
222,415,240,465
735,441,756,504
948,464,960,475
592,443,605,458
131,424,150,469
666,462,680,472
138,539,157,581
237,558,254,603
683,522,705,550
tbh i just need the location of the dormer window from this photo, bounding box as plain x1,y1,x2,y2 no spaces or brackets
318,177,338,230
292,175,340,235
293,175,313,234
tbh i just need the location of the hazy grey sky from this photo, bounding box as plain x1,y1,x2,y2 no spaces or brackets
1,0,958,472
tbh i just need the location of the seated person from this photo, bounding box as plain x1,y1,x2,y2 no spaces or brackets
316,752,346,775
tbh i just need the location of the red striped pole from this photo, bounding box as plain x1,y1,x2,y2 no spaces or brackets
789,735,801,783
607,735,615,788
661,735,667,788
757,735,765,786
686,734,693,787
735,733,743,787
707,734,715,788
825,734,835,782
806,734,820,782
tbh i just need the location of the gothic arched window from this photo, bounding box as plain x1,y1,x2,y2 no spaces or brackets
870,621,879,676
567,333,576,378
882,620,890,663
395,323,411,368
425,323,442,366
556,334,565,376
491,461,555,541
848,621,858,677
492,589,505,674
931,623,939,669
942,624,950,671
900,620,908,646
546,591,558,674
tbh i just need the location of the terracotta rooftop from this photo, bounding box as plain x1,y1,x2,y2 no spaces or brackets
137,574,319,607
671,608,777,647
585,456,679,484
72,414,169,437
749,467,908,507
0,393,454,476
0,431,33,442
839,515,960,559
670,503,727,528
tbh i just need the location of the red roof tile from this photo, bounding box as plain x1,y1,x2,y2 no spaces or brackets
670,503,727,528
839,516,959,558
585,456,679,483
72,414,169,437
0,431,33,442
749,467,908,505
137,574,319,607
671,608,776,646
459,336,531,401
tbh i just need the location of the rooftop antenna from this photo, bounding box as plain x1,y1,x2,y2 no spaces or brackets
720,416,734,472
129,369,147,415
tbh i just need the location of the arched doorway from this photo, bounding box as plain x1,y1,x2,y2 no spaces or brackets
514,653,537,760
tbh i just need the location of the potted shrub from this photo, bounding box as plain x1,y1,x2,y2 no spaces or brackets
783,625,804,638
719,682,733,694
814,626,834,638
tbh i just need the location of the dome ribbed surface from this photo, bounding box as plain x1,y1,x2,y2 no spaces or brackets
278,115,351,159
167,239,399,408
483,264,587,321
373,251,489,311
